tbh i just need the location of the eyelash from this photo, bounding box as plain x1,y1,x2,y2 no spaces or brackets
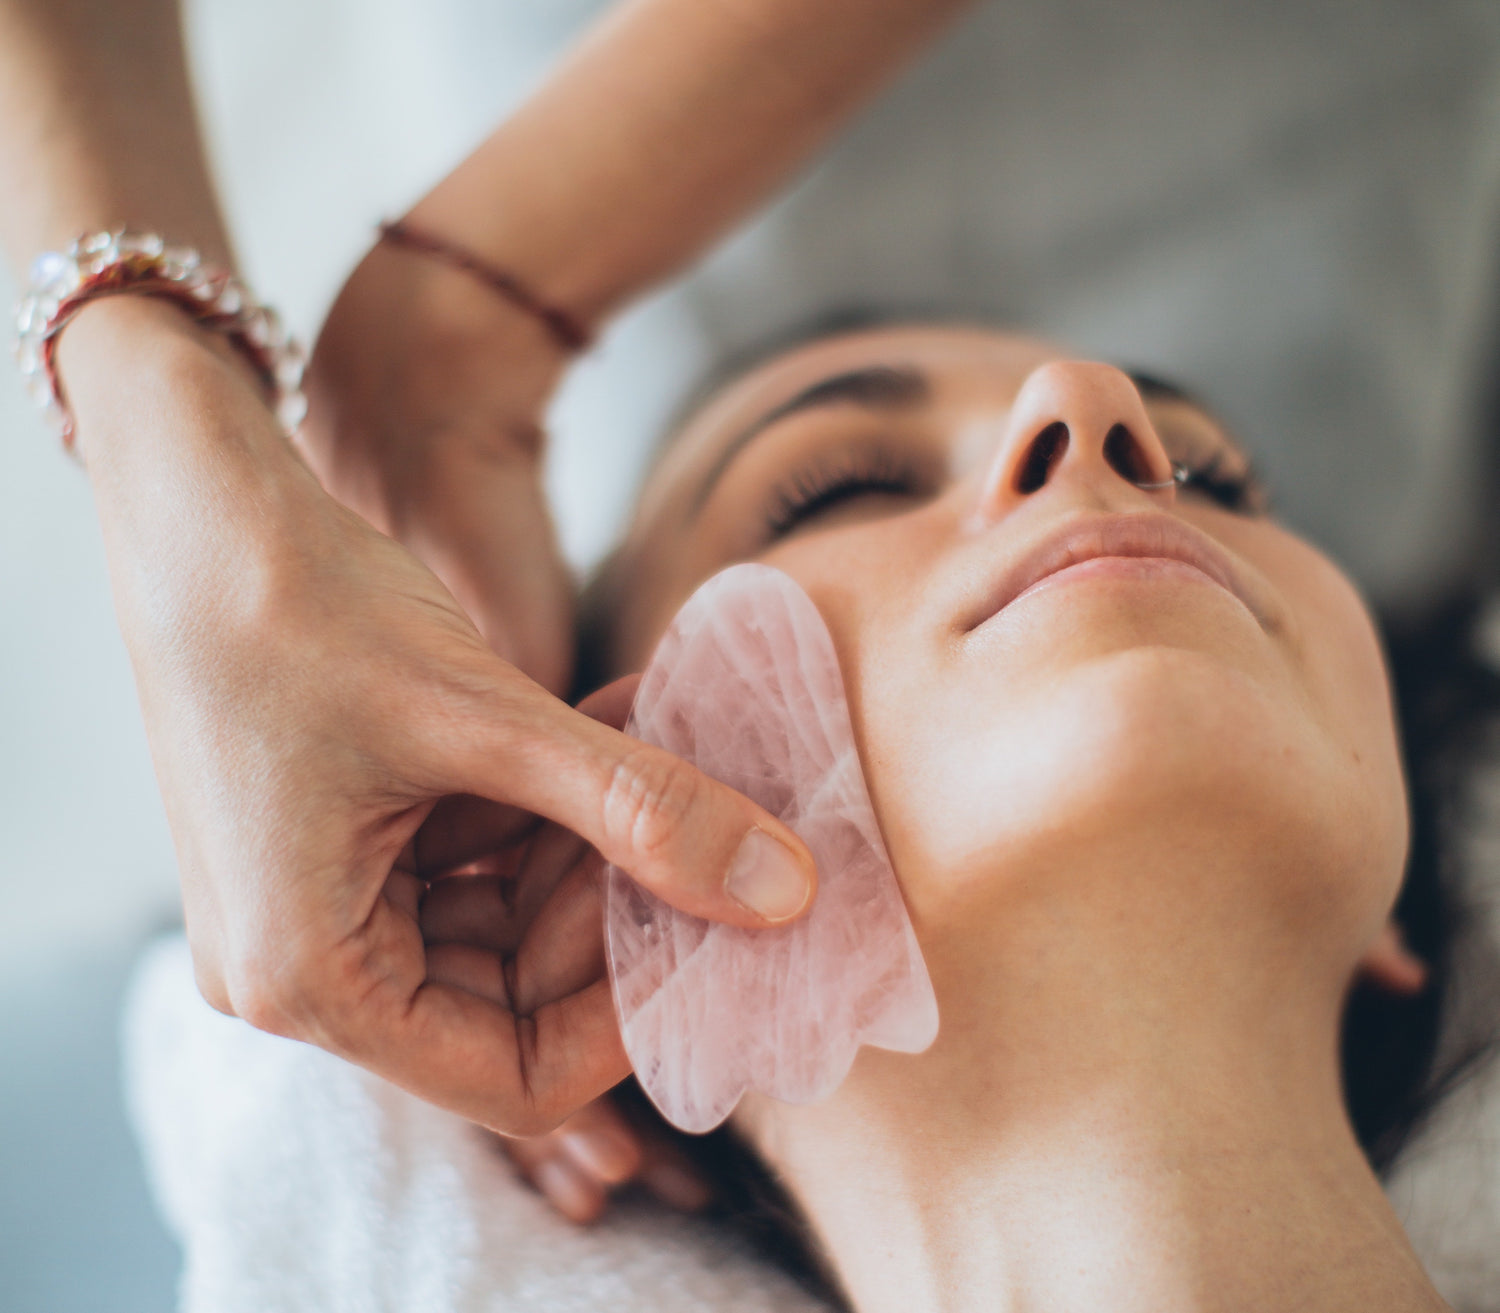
764,447,1266,538
764,449,926,538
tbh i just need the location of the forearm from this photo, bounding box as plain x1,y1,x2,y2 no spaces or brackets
0,0,306,512
0,0,232,274
408,0,971,328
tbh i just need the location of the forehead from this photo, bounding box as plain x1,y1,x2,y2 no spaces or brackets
635,324,1066,526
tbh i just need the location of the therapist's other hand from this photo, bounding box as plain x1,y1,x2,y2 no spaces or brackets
495,1093,713,1223
64,297,816,1137
299,236,574,693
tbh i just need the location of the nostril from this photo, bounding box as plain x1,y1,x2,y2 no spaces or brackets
1103,423,1154,485
1016,421,1069,494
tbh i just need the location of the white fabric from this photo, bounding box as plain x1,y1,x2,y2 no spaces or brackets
1390,1053,1500,1313
1386,746,1500,1313
123,937,831,1313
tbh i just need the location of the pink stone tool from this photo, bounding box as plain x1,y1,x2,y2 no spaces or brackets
604,563,939,1134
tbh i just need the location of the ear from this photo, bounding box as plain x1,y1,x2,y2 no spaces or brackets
1357,921,1429,997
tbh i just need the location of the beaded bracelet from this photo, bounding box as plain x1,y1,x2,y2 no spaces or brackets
377,219,592,354
13,230,307,454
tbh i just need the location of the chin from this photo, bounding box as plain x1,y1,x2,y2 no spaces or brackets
879,644,1406,939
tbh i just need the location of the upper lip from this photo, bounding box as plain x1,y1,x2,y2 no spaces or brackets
962,512,1261,630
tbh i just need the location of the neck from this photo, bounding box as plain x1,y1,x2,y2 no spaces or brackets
742,905,1448,1313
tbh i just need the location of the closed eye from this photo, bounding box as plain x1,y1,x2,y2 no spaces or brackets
765,450,928,539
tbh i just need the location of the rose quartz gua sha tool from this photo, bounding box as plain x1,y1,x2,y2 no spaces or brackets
604,563,939,1133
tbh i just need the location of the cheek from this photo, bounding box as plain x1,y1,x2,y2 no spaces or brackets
1246,530,1410,902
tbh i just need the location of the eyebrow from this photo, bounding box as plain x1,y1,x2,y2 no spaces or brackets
690,364,931,513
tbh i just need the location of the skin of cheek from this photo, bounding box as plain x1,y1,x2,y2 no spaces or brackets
754,507,1409,991
1202,514,1412,934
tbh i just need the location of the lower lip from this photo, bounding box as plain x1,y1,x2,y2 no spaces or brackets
1008,555,1233,610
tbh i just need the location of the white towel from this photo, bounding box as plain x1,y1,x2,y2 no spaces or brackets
1384,747,1500,1313
123,936,832,1313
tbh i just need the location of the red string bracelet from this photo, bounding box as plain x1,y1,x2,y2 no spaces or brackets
377,219,592,354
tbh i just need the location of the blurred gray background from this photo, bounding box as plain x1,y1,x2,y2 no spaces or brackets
3,1,1498,1307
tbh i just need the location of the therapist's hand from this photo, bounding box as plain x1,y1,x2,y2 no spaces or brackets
302,249,720,1203
418,676,715,1222
419,677,716,1223
299,236,575,694
493,1091,712,1222
64,296,816,1136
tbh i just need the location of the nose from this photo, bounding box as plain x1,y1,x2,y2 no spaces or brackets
975,360,1177,521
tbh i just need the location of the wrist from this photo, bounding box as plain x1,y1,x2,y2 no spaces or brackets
374,227,573,396
19,232,305,452
57,295,306,489
401,183,610,339
58,297,343,659
57,291,255,383
305,238,568,484
378,220,589,354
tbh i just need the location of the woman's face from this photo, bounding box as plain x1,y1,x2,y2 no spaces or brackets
610,325,1408,976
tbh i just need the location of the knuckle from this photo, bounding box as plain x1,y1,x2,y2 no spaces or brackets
223,963,302,1039
190,957,235,1017
230,986,289,1038
506,1107,560,1140
601,747,703,861
486,1097,558,1141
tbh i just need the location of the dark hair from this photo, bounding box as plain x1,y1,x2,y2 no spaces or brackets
578,322,1500,1307
1343,592,1500,1170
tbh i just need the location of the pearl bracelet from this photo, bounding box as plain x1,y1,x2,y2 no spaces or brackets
13,230,307,454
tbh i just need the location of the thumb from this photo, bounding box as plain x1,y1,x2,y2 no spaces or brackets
450,670,817,929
